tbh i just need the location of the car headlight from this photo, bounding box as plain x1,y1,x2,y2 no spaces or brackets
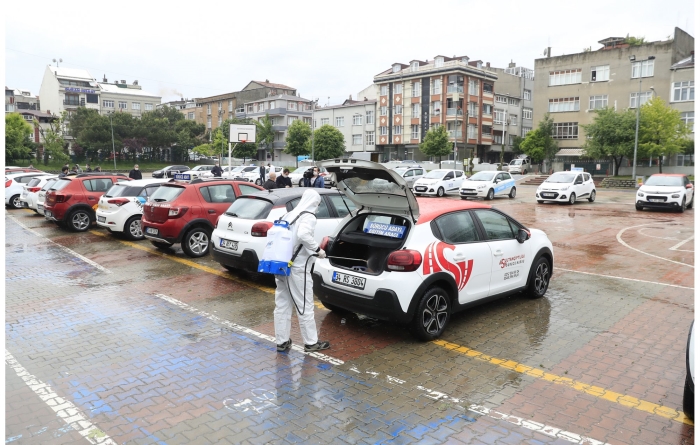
477,185,486,189
560,186,570,191
637,192,644,197
672,194,680,198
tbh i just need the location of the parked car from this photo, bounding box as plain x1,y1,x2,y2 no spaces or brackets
180,165,215,180
393,166,425,189
636,174,694,212
507,156,532,175
412,169,465,197
151,165,190,178
459,171,516,200
236,166,285,185
288,166,334,187
36,178,60,216
6,172,53,209
141,178,263,257
684,321,694,420
211,188,356,273
313,159,553,340
96,178,170,239
20,175,58,212
6,168,42,176
536,171,596,205
218,166,246,178
44,173,130,231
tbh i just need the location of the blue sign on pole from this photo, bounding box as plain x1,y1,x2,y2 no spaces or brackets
297,155,310,162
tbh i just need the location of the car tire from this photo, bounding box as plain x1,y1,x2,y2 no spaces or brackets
509,187,516,199
537,200,544,204
588,190,596,202
410,287,451,341
437,187,445,197
636,205,644,211
299,179,304,187
568,193,576,205
486,189,495,200
683,374,694,420
182,227,211,257
255,179,262,186
527,256,551,299
68,209,92,232
124,215,144,240
150,240,173,250
687,196,694,209
679,197,686,213
523,170,527,175
9,194,22,209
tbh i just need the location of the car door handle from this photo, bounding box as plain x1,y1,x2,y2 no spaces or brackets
493,249,503,257
88,197,96,200
453,253,466,261
208,209,216,214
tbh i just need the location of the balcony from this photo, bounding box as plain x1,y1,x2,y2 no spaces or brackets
447,85,464,94
448,130,463,138
446,108,464,117
63,100,80,107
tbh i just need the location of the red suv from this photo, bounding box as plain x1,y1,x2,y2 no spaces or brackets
141,178,263,257
44,173,130,231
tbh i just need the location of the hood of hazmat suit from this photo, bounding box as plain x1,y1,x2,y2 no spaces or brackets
283,189,322,266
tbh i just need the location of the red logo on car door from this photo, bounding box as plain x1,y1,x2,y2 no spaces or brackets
423,241,473,291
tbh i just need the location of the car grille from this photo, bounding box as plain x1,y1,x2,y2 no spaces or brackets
414,186,427,192
460,189,477,195
540,192,559,199
646,195,668,202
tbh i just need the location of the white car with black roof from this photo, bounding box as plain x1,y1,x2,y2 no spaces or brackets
412,169,465,197
96,178,169,239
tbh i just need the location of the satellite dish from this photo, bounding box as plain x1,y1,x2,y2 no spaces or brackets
543,49,548,56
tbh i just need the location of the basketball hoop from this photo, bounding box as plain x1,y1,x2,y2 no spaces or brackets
240,139,247,144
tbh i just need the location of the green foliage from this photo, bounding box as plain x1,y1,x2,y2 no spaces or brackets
581,107,636,175
5,113,34,163
638,97,691,173
311,125,345,160
192,143,215,157
255,113,275,159
520,114,558,167
285,120,312,157
42,112,70,165
232,143,258,163
511,136,525,155
419,125,452,160
624,34,646,46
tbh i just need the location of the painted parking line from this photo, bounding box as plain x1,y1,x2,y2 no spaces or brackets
670,234,694,252
555,267,694,290
617,223,694,268
432,339,693,426
5,350,116,445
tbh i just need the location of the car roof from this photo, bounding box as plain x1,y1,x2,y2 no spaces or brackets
236,187,340,205
416,198,491,225
112,178,169,186
650,173,686,177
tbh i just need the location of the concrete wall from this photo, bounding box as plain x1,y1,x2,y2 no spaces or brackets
38,66,61,115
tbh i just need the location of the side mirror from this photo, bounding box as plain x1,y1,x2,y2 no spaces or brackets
575,180,583,185
495,179,501,183
516,228,531,244
686,184,693,189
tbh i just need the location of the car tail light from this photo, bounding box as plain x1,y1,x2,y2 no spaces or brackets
319,236,330,250
5,179,12,188
107,198,131,207
55,194,72,203
28,187,41,193
168,206,189,218
387,249,422,272
251,221,273,237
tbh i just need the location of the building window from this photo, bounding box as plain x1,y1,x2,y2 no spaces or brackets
552,122,579,139
672,81,694,102
432,101,441,115
380,126,388,135
548,97,579,112
412,103,420,118
522,108,533,119
246,104,254,113
229,100,233,112
591,65,610,82
380,106,387,116
681,111,694,132
467,125,477,139
103,100,114,108
258,102,266,112
510,114,518,126
482,104,492,116
495,96,507,104
468,79,479,96
481,125,492,136
630,92,653,108
508,98,518,106
366,110,374,124
411,62,419,72
468,102,477,117
589,95,608,110
677,153,694,166
207,116,212,128
381,85,388,96
218,102,222,111
493,133,503,144
118,101,127,110
393,125,401,135
522,127,532,137
432,78,442,95
86,94,98,104
188,112,194,119
392,64,401,73
353,114,363,125
524,89,532,100
549,69,582,86
321,118,329,126
132,102,141,110
411,125,419,139
366,131,375,145
394,104,402,115
335,116,344,127
352,134,362,145
631,60,654,78
394,83,403,95
207,104,212,114
145,103,153,111
509,134,516,145
288,116,297,125
494,109,506,123
218,116,222,126
483,83,493,94
412,82,421,97
435,57,444,68
286,101,296,111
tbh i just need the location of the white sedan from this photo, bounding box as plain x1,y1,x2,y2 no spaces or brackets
459,171,516,200
181,165,215,179
536,171,596,205
412,169,465,197
95,178,169,239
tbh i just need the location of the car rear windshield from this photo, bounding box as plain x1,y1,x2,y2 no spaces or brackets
41,179,58,191
224,197,273,219
510,160,522,165
27,178,43,187
545,173,576,183
105,184,145,198
241,166,258,173
150,185,185,202
644,176,684,187
51,179,72,191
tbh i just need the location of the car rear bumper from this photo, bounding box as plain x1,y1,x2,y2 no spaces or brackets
211,245,260,272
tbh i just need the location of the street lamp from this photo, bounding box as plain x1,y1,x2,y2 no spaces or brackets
630,55,655,182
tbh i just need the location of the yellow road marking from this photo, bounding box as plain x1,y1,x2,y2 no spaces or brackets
433,339,693,425
88,230,326,310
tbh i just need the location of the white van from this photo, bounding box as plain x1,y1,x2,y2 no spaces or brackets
507,157,531,174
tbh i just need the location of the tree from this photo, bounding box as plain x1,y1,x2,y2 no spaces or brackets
581,107,636,175
511,136,525,156
41,112,70,165
285,120,312,158
310,125,345,160
192,143,215,157
419,125,452,162
255,113,274,160
638,97,691,173
5,113,34,163
232,143,258,164
520,113,558,172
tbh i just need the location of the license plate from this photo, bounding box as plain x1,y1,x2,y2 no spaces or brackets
542,193,555,198
415,187,427,192
45,210,53,218
38,204,44,212
145,227,159,235
97,216,106,223
220,239,238,251
649,198,664,202
332,271,366,290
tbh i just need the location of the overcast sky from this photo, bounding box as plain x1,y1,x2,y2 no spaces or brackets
4,0,695,106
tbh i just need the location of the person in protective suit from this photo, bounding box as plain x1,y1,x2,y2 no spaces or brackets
274,189,330,353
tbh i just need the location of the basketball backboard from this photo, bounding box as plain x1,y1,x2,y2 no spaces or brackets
229,124,256,143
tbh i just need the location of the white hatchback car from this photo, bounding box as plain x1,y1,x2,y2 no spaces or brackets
6,172,52,209
233,166,283,184
20,175,59,212
536,171,596,205
636,174,694,213
393,166,425,189
313,159,554,340
181,165,215,179
412,169,465,197
36,178,60,216
460,171,516,200
96,178,170,239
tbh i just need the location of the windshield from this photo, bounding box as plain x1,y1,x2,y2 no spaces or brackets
241,166,257,173
105,184,145,198
150,185,185,202
545,173,576,183
509,160,522,165
224,197,273,219
644,176,684,187
468,172,496,181
424,170,448,179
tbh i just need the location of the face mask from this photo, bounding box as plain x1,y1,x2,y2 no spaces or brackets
313,171,318,176
135,168,139,170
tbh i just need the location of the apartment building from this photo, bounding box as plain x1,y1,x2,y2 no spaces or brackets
373,55,498,162
235,94,313,164
195,80,296,132
5,87,40,113
533,27,694,168
98,78,160,118
312,97,378,160
39,66,101,118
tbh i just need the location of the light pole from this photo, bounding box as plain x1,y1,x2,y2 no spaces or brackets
109,113,116,171
311,99,318,164
499,111,508,170
630,55,655,182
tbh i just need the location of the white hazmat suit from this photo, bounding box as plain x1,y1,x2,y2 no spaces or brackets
274,189,323,347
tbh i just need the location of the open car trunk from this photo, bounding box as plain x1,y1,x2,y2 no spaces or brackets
327,213,411,275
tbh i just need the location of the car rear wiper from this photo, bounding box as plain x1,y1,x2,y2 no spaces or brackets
225,212,238,217
153,198,167,202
